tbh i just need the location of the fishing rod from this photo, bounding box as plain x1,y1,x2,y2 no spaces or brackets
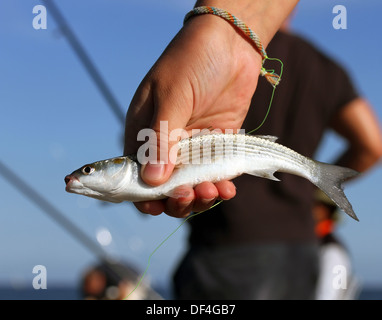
0,159,162,298
41,0,125,126
5,2,154,293
0,160,125,285
30,0,133,284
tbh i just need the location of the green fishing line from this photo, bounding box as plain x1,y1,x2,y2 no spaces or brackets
125,57,284,300
247,57,284,134
125,200,223,299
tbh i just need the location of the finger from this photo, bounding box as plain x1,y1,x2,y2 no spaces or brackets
139,59,195,186
124,81,154,156
215,180,236,200
123,70,191,187
192,181,219,212
134,200,165,216
164,185,195,218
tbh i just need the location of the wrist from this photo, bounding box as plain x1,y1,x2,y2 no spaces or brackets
182,11,263,68
184,7,283,86
194,0,298,47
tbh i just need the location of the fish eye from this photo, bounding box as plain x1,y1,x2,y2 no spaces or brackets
82,165,95,175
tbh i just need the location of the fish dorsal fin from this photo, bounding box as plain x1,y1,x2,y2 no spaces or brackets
254,135,278,142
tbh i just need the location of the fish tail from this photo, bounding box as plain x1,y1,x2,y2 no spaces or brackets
312,161,359,221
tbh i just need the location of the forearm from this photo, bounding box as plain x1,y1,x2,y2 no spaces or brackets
331,98,382,173
335,146,381,173
194,0,299,47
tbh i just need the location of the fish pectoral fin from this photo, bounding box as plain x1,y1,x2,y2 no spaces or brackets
247,169,280,181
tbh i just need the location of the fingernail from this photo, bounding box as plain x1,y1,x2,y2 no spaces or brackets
202,198,216,204
142,163,165,182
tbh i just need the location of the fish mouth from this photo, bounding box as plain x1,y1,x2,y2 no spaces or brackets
65,176,81,193
64,174,107,200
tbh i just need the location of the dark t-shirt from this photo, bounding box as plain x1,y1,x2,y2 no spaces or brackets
188,31,358,245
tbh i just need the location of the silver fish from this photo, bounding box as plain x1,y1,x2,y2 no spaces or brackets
65,134,359,220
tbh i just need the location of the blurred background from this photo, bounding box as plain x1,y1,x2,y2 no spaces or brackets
0,0,381,299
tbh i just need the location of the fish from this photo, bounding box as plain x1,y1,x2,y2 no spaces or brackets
65,133,359,220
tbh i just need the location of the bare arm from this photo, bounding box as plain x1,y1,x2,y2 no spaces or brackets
194,0,297,47
314,98,382,219
330,98,382,173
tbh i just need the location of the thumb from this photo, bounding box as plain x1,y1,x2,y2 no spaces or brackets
141,95,192,186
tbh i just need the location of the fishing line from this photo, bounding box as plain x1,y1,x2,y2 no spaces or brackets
124,56,282,298
124,55,282,295
125,200,223,299
247,57,284,134
125,6,285,299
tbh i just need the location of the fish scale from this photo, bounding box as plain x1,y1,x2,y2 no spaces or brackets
177,134,310,172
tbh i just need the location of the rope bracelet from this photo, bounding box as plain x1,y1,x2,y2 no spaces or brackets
184,6,281,87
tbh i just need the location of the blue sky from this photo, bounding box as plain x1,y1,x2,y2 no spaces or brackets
0,0,381,297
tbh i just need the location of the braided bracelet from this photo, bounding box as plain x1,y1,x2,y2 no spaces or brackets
184,6,281,87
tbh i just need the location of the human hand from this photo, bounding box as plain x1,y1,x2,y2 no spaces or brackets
124,14,263,217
